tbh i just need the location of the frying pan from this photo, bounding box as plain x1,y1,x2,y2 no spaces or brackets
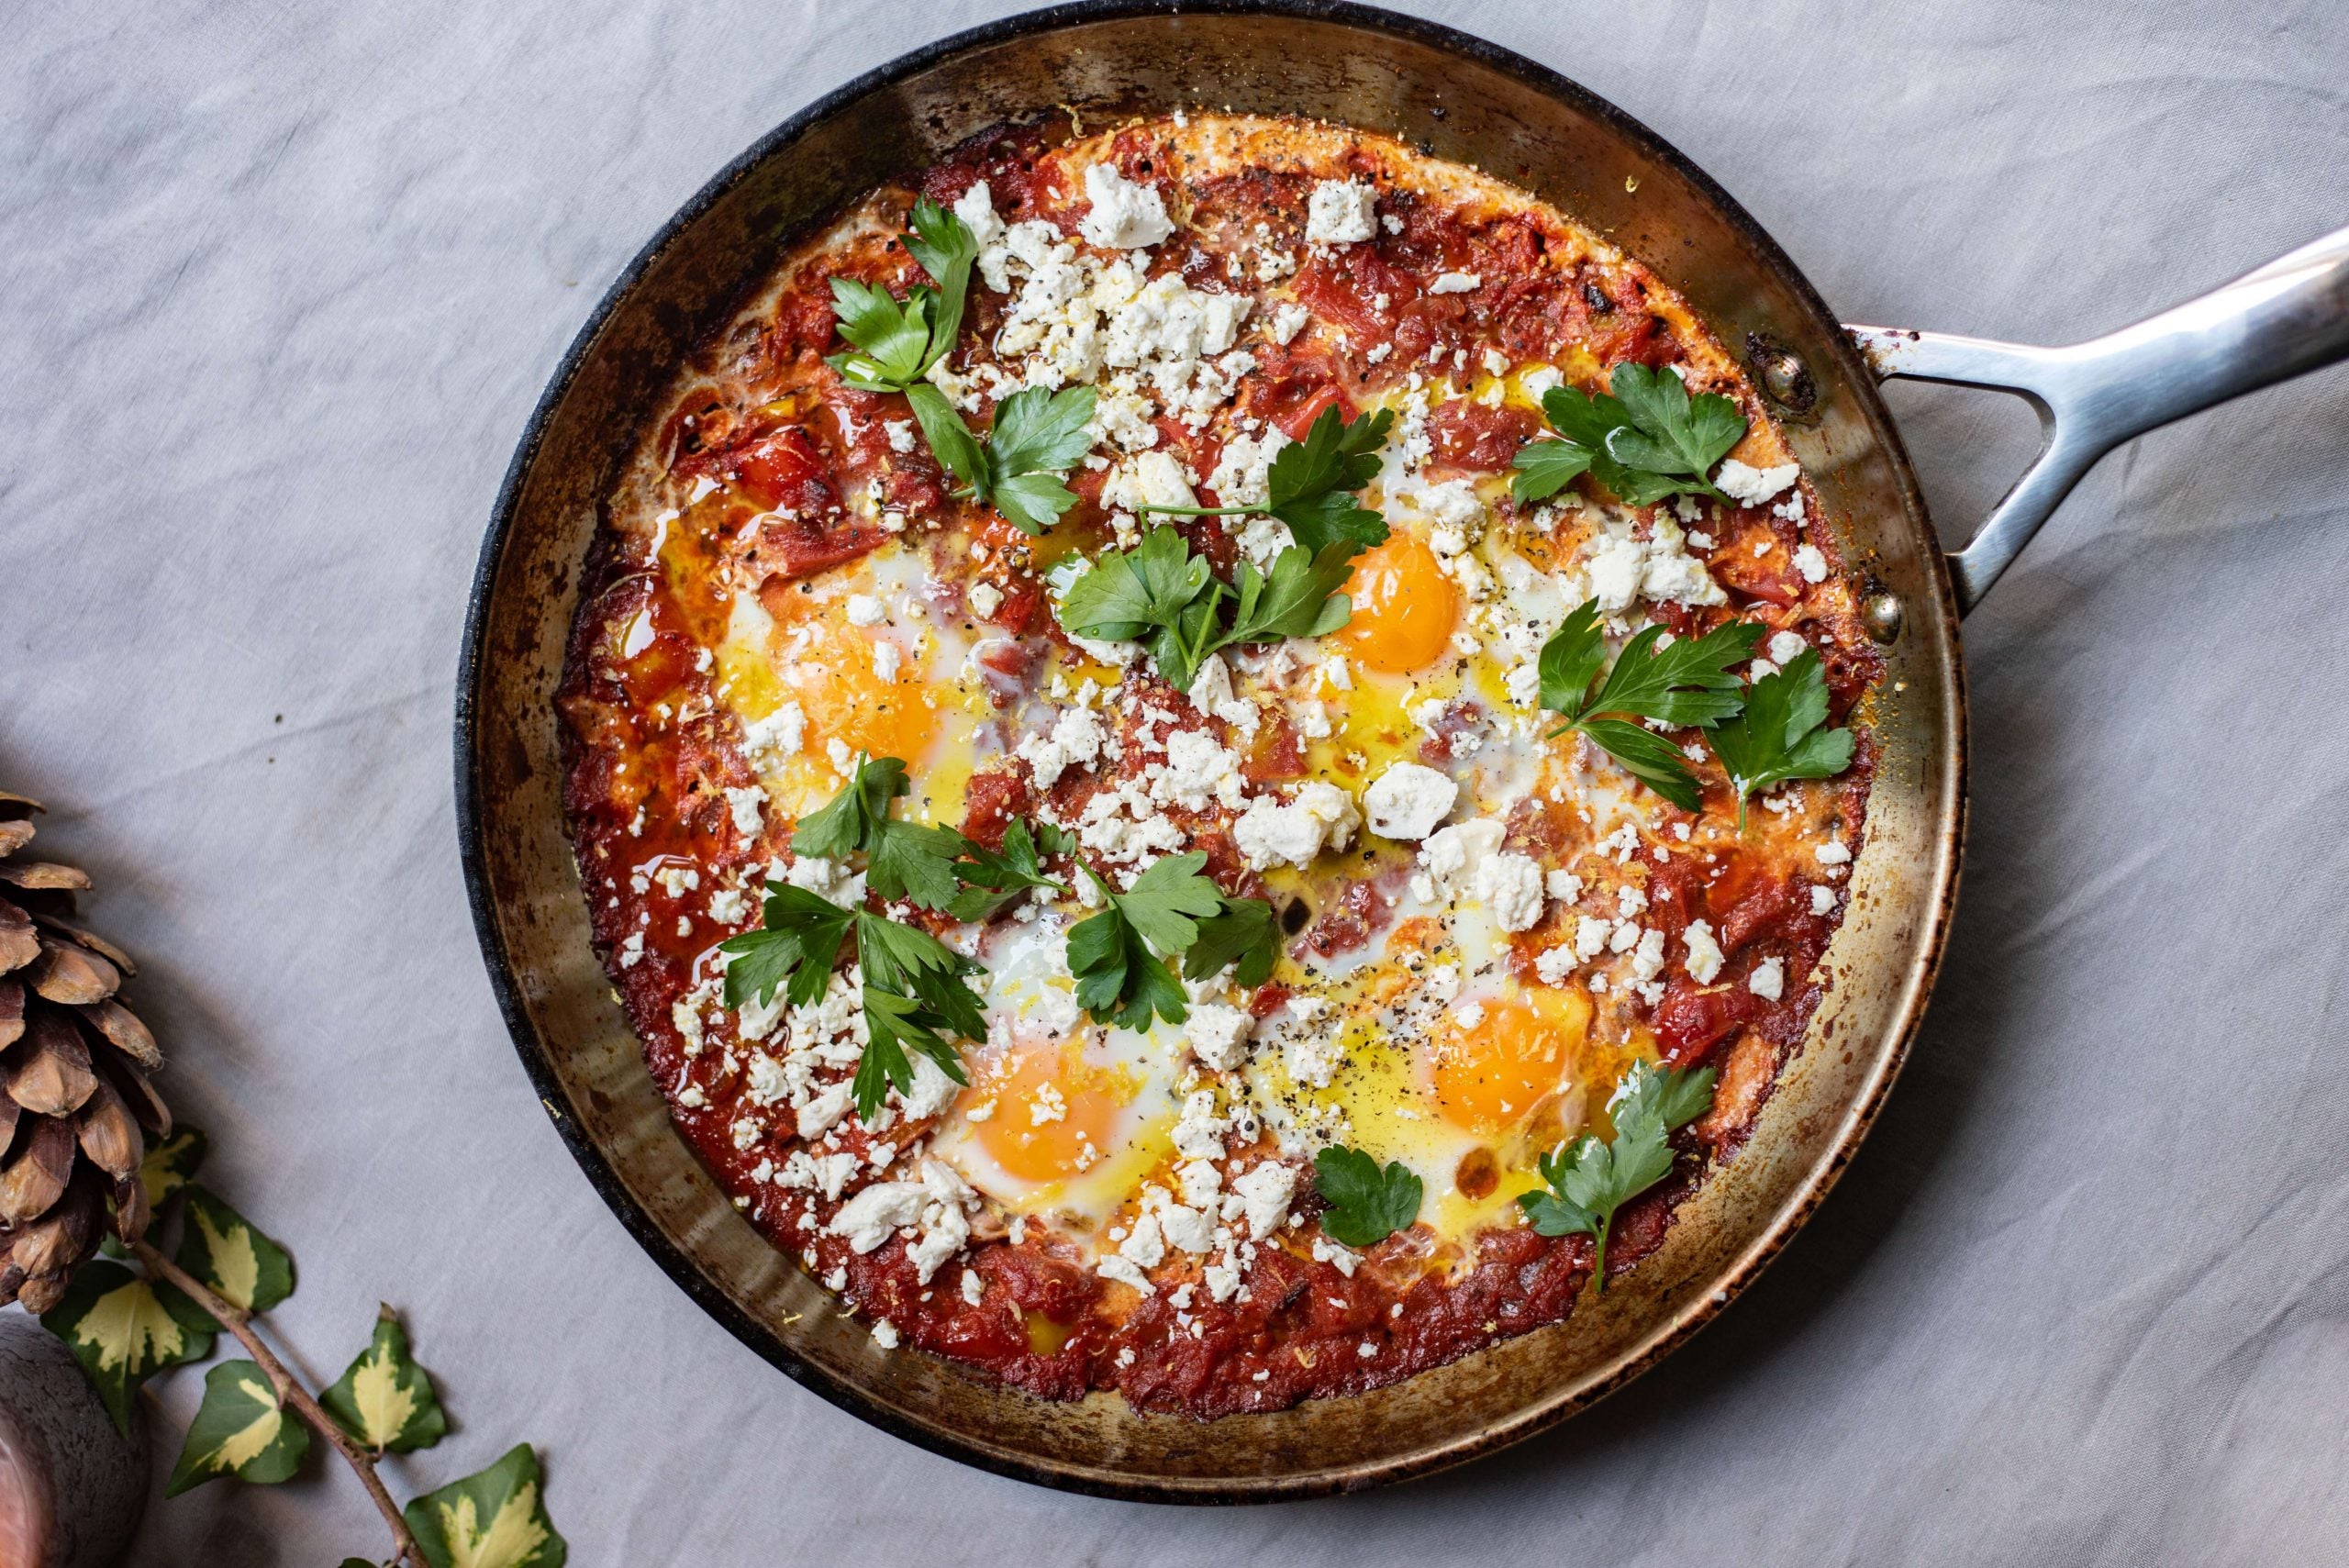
454,0,2349,1501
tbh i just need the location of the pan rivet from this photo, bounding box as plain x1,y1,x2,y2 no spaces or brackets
1864,594,1903,644
1761,350,1809,406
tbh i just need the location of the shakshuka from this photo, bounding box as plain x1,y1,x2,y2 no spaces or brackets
558,112,1879,1417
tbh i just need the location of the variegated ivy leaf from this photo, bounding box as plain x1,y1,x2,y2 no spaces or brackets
39,1259,216,1435
405,1444,567,1568
138,1125,208,1218
176,1184,295,1313
165,1358,310,1496
321,1305,447,1454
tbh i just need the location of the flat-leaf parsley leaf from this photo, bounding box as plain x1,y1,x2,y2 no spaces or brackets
1536,599,1761,810
826,195,976,394
945,817,1074,923
1518,1060,1715,1290
719,760,998,1118
1706,646,1855,828
1313,1146,1422,1248
792,754,967,912
1066,853,1275,1029
1133,405,1394,555
907,383,1097,536
1056,528,1356,692
1510,363,1748,507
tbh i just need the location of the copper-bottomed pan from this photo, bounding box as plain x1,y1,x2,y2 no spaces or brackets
454,0,2349,1501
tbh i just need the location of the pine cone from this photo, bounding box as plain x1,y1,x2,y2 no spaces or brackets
0,792,167,1313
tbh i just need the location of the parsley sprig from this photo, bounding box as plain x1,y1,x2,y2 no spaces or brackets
1707,646,1854,829
1313,1146,1423,1248
1518,1060,1716,1290
1057,526,1356,692
791,754,970,912
1134,405,1396,555
827,196,977,395
1510,363,1748,507
825,198,1097,535
907,382,1098,536
1538,598,1761,811
719,879,986,1120
945,817,1074,923
1066,852,1278,1030
722,756,1014,1119
726,759,1281,1114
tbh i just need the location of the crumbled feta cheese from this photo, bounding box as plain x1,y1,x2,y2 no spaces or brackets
1119,1210,1168,1270
1186,1001,1255,1072
1428,272,1482,295
1184,651,1262,734
1716,459,1800,506
1305,178,1378,245
1815,840,1853,866
1584,518,1728,613
1794,543,1829,584
797,1082,853,1140
1269,302,1310,344
1810,884,1836,917
1152,729,1248,811
871,1319,900,1350
1683,918,1725,984
722,784,767,841
1172,1089,1227,1162
1545,868,1583,903
1475,852,1546,933
1311,1234,1363,1275
1767,629,1807,665
1016,706,1108,789
844,594,884,627
1416,818,1503,901
1079,163,1174,249
829,1180,927,1252
899,1054,961,1119
885,419,916,454
1573,914,1612,961
1097,1255,1152,1293
1363,762,1458,841
1630,927,1667,984
1104,450,1197,513
1232,1162,1297,1240
741,702,805,763
952,180,1006,250
1232,782,1360,871
1748,957,1786,1002
1204,428,1292,509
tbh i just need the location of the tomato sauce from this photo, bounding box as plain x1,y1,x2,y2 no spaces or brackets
557,109,1882,1419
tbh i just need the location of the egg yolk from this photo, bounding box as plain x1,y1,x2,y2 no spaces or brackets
1428,990,1592,1135
1337,532,1460,673
972,1040,1134,1185
781,621,935,769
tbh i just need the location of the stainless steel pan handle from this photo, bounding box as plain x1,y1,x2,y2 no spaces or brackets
1848,223,2349,614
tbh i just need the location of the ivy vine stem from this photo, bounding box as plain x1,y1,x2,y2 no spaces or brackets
130,1237,422,1568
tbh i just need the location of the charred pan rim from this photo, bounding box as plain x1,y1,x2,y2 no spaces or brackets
454,0,1968,1502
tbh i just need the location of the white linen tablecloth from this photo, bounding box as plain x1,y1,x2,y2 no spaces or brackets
5,1,2345,1561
